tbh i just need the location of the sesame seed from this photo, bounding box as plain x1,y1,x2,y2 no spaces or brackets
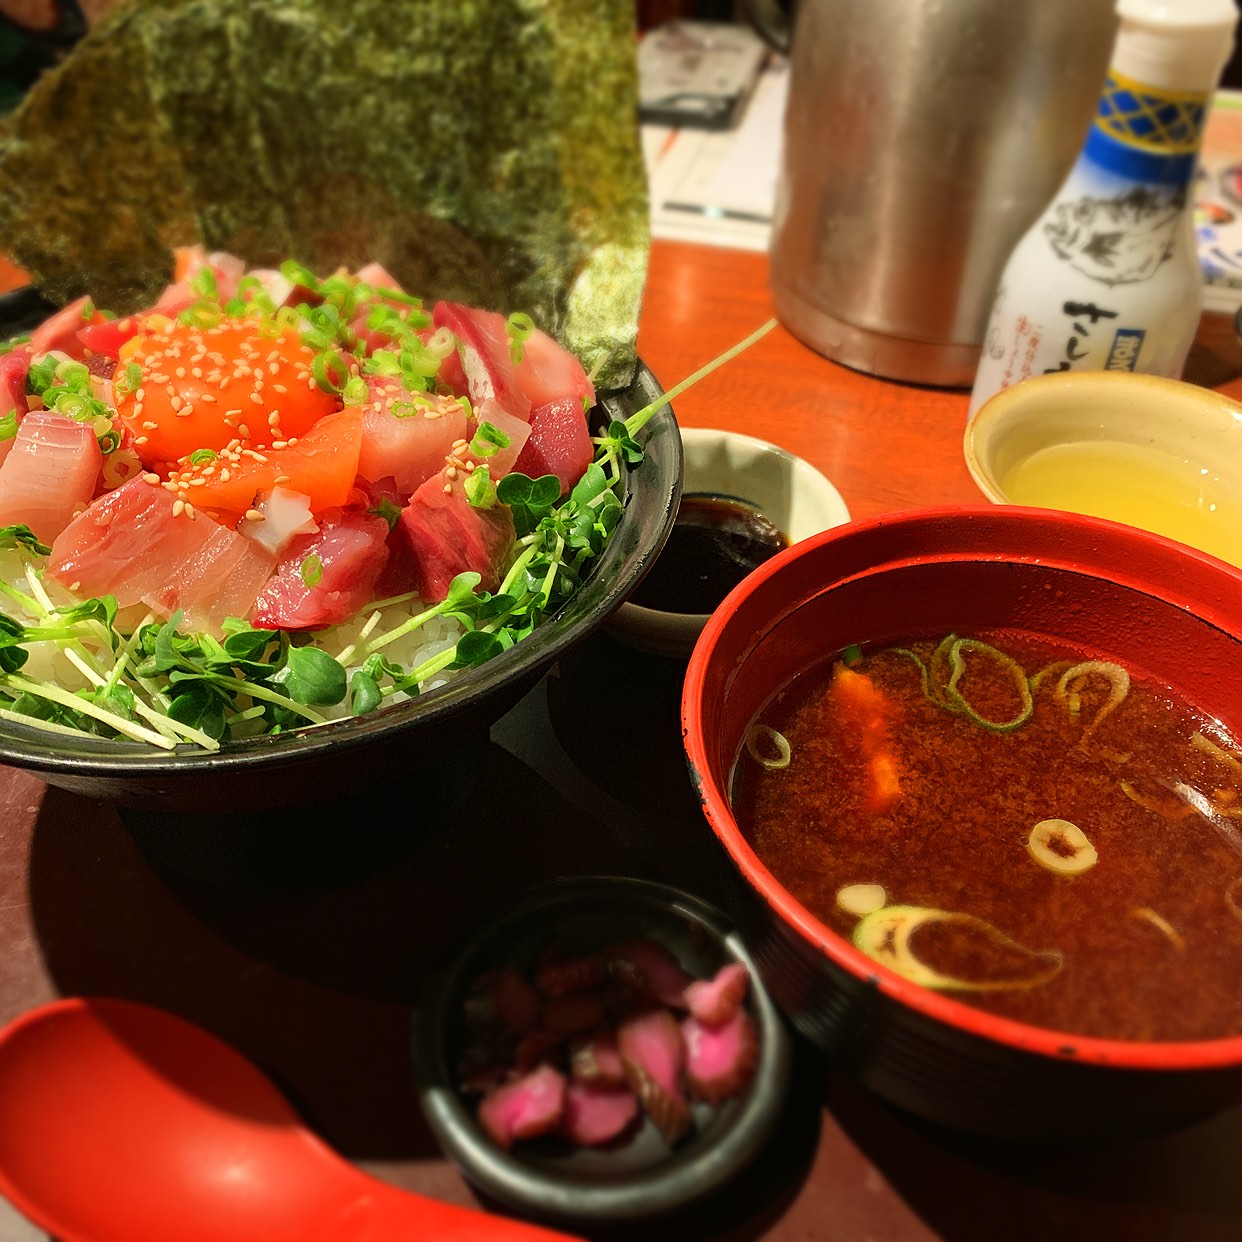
443,483,453,494
238,424,251,439
200,393,217,403
142,472,160,484
133,403,143,418
175,367,186,379
191,367,203,378
464,461,476,472
250,393,264,405
135,388,145,401
162,481,179,492
150,374,169,385
272,383,288,394
269,361,280,375
170,395,182,411
142,420,159,430
271,440,288,450
446,466,458,480
184,503,196,520
224,409,242,419
267,412,281,427
245,508,264,521
172,499,185,516
135,435,149,446
274,474,290,485
202,465,216,476
219,469,231,482
189,478,206,487
177,405,193,418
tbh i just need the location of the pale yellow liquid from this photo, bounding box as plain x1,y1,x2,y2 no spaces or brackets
1000,440,1242,567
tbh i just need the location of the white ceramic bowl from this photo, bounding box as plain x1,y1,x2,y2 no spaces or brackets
608,427,850,657
965,371,1242,568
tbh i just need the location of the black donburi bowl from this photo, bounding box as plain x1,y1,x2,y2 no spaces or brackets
0,290,681,809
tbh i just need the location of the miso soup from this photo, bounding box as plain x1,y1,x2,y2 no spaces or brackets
731,633,1242,1042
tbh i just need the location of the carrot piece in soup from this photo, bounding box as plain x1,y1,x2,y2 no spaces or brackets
829,663,903,814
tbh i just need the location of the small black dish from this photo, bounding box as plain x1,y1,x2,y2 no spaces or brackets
412,875,793,1225
0,288,681,810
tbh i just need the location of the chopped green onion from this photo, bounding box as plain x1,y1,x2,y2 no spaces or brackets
178,300,224,330
0,412,16,442
465,465,497,510
189,266,218,301
470,421,511,459
745,724,791,769
188,448,218,467
506,310,535,363
113,361,143,397
342,376,369,405
310,351,346,395
300,554,324,588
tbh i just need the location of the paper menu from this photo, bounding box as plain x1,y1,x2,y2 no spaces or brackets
1197,90,1242,314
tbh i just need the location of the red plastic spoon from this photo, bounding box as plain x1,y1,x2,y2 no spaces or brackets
0,998,576,1242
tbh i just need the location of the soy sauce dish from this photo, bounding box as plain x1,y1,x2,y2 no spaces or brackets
412,876,792,1225
607,428,849,658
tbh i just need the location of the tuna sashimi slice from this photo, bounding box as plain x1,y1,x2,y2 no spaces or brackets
616,1008,691,1145
510,397,593,497
250,508,390,630
29,295,95,360
357,380,468,496
397,471,516,602
683,961,750,1027
477,1064,566,1151
681,1009,760,1105
0,410,101,542
432,302,532,423
561,1081,639,1147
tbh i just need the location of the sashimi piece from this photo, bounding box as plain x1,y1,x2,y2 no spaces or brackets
681,1009,760,1105
470,399,531,479
494,964,542,1037
683,962,750,1026
49,477,274,632
477,1064,566,1151
356,380,468,495
29,296,101,361
616,1008,691,1145
514,326,595,410
0,410,102,541
250,508,390,630
397,470,516,601
432,302,531,423
144,523,276,634
534,951,608,999
511,397,593,496
1,345,31,417
561,1081,639,1147
355,261,404,293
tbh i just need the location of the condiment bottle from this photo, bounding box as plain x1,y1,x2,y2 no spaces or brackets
968,0,1238,417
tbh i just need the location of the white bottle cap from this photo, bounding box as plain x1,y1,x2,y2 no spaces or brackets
1113,0,1237,91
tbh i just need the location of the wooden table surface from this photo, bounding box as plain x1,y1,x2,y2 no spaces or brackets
2,242,1242,1242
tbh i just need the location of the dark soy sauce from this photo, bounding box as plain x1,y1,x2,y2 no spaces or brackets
630,494,789,615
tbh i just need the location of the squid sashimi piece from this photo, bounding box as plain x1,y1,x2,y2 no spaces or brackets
470,399,531,479
398,471,516,601
561,1081,639,1147
514,326,595,410
511,397,593,497
477,1064,567,1151
0,410,102,541
250,509,390,631
432,301,532,423
683,962,750,1026
616,1007,691,1145
681,1009,760,1105
356,380,468,495
29,296,101,361
49,477,274,631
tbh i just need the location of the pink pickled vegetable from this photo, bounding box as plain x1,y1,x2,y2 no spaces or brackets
682,1008,760,1105
534,951,608,999
684,961,750,1026
561,1081,639,1147
494,964,542,1036
478,1064,566,1151
616,1008,691,1146
608,938,693,1008
569,1029,625,1087
541,991,607,1039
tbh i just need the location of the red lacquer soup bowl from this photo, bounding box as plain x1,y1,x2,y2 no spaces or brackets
682,506,1242,1139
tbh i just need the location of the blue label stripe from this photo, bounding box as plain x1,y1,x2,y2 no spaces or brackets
1083,125,1196,187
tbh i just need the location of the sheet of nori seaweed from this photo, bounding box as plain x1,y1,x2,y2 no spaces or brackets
0,0,649,387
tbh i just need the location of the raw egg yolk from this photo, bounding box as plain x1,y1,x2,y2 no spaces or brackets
114,316,340,467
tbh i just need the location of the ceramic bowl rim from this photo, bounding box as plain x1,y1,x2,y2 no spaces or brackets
412,874,793,1224
682,504,1242,1073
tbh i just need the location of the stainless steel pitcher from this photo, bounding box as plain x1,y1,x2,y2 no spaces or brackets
746,0,1117,386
